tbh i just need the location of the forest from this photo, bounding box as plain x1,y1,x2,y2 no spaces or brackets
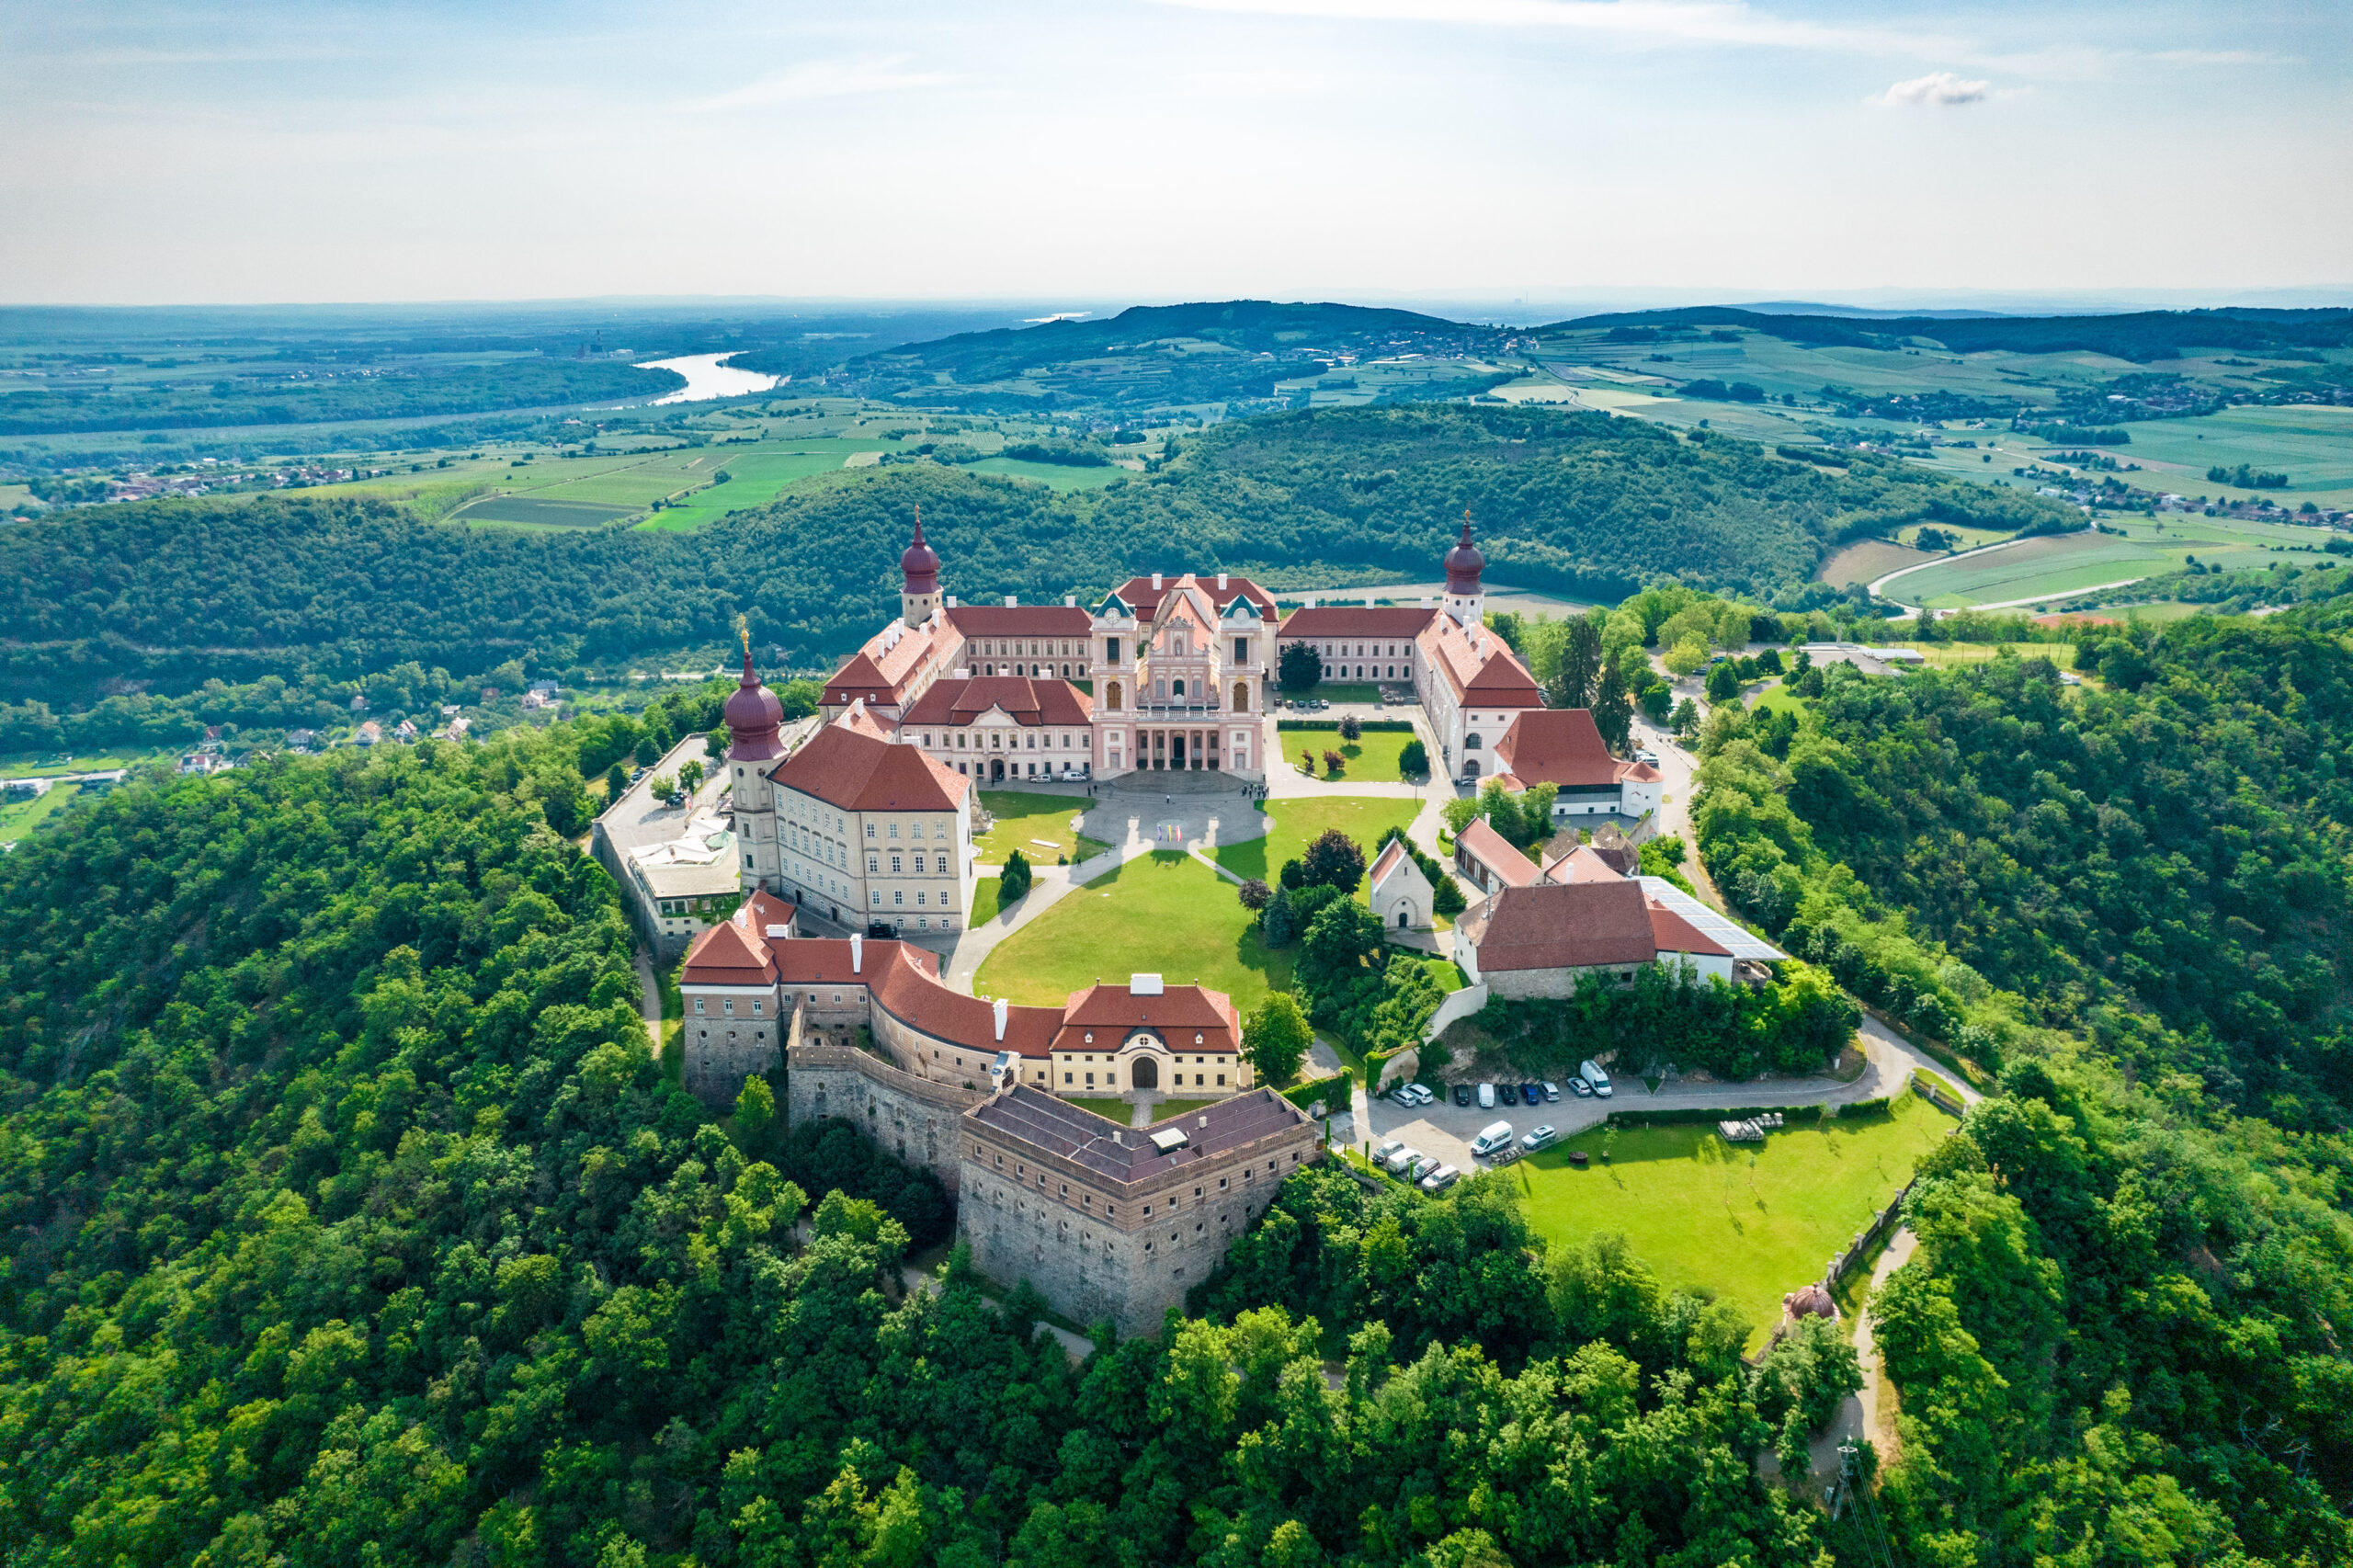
0,404,2076,710
1555,305,2353,363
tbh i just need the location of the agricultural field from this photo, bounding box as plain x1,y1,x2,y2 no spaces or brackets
0,783,81,842
1519,1094,1953,1346
1880,513,2332,609
961,456,1130,491
1817,538,1938,588
2071,404,2353,509
973,850,1292,1013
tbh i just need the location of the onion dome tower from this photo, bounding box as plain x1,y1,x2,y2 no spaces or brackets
723,631,787,763
1442,506,1486,629
900,506,941,628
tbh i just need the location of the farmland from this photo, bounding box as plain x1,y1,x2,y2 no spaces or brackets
1881,512,2335,609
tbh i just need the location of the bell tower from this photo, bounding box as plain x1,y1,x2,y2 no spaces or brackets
1442,506,1486,630
899,506,941,628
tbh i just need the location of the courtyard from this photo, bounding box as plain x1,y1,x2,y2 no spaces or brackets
1211,795,1423,889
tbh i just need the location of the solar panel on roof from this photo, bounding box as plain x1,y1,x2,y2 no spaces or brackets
1636,878,1789,960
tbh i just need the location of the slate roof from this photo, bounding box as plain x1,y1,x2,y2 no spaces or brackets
969,1085,1311,1187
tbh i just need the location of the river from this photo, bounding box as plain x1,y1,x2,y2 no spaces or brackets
635,352,784,405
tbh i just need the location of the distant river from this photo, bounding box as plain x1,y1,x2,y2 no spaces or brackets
636,352,784,404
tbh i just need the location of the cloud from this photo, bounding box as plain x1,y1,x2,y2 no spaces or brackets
1870,70,1990,107
693,57,954,111
1148,0,1962,58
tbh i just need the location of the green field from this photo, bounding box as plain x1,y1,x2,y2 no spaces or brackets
974,790,1113,866
1747,682,1810,718
1884,515,2329,609
1211,795,1422,888
974,850,1291,1012
446,495,640,527
962,457,1131,491
1520,1094,1951,1346
0,783,80,842
1275,725,1424,782
2086,404,2353,507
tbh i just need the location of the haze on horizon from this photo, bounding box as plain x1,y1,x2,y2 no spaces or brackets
1,0,2346,308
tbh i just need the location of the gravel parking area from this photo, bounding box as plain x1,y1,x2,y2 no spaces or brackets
1352,1083,1611,1175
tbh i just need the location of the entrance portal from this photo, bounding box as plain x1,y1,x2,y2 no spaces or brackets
991,757,1006,781
1131,1055,1159,1090
1171,734,1187,768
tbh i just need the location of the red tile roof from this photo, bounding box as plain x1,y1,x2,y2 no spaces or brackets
1278,607,1438,640
822,617,955,708
1418,612,1541,707
1369,835,1418,888
902,676,1094,729
1649,903,1732,959
681,910,780,985
1456,817,1540,889
1494,708,1660,789
1051,981,1240,1055
1463,880,1661,971
1111,574,1278,619
770,719,970,812
947,605,1093,637
1541,844,1625,884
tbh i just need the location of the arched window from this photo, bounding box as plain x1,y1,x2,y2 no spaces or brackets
1107,681,1122,711
1463,733,1483,750
1232,679,1248,712
1173,678,1186,698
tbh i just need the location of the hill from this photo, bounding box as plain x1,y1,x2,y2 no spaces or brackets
0,404,2078,711
1552,304,2353,364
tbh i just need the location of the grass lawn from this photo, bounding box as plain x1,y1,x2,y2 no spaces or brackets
976,790,1113,866
1516,1094,1950,1346
975,850,1292,1012
1212,796,1423,889
969,874,1011,928
1747,681,1809,718
1062,1097,1133,1121
1276,725,1425,782
1286,682,1383,704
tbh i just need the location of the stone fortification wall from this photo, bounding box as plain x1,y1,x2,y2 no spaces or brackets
784,1041,987,1197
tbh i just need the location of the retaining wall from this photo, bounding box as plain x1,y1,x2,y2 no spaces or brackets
785,1040,988,1197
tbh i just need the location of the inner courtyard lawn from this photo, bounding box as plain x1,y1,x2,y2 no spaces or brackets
1515,1093,1952,1346
974,790,1112,866
973,850,1292,1011
1275,726,1426,782
1212,796,1423,890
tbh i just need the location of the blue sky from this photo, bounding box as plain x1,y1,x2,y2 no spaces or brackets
1,0,2345,305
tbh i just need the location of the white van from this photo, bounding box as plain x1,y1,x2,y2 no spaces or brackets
1579,1059,1612,1098
1477,1082,1496,1109
1471,1121,1516,1158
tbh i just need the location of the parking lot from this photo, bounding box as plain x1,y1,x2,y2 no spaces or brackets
1354,1079,1615,1182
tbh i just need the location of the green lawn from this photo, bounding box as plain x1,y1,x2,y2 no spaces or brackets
1144,1098,1219,1120
1212,796,1423,889
0,784,79,842
1747,681,1809,718
1062,1097,1134,1121
975,790,1112,866
969,874,1008,928
1275,726,1425,782
974,850,1292,1011
1283,683,1383,704
1517,1094,1950,1346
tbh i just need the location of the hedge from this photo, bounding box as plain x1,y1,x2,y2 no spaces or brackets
1274,719,1416,733
1280,1073,1352,1112
1602,1096,1891,1129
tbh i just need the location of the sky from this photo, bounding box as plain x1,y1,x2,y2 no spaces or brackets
1,0,2347,307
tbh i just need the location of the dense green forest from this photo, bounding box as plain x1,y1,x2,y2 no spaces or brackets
1700,623,2353,1128
1558,305,2353,364
0,359,685,436
0,404,2075,710
0,727,1860,1568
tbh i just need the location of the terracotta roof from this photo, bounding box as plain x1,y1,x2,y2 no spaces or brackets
1541,844,1625,884
970,1084,1311,1186
1278,606,1438,640
1369,835,1421,888
1495,709,1617,787
946,604,1092,637
1456,817,1540,889
1112,574,1278,619
1051,981,1240,1055
767,937,1064,1056
770,718,970,812
902,676,1094,729
1466,880,1662,971
1649,901,1731,958
681,913,779,985
1418,612,1541,707
823,616,955,708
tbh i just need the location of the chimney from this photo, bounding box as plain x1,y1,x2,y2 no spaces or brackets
946,595,959,608
1217,573,1228,590
850,933,863,973
993,997,1008,1040
1152,573,1164,590
1004,594,1017,608
1064,595,1075,607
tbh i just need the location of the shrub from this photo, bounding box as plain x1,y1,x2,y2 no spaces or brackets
1302,827,1368,893
1400,738,1428,776
1237,877,1272,913
1338,714,1362,741
1000,848,1033,902
1321,748,1345,775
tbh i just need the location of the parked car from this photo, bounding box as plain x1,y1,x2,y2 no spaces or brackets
1477,1082,1495,1108
1470,1121,1517,1158
1388,1083,1417,1106
1452,1084,1473,1107
1635,748,1661,767
1411,1083,1437,1105
1521,1125,1559,1151
1372,1137,1404,1165
1405,1154,1439,1182
1494,1083,1516,1106
1567,1076,1594,1098
1384,1145,1424,1175
1519,1082,1545,1107
1419,1164,1461,1193
1540,1081,1562,1103
1579,1059,1613,1098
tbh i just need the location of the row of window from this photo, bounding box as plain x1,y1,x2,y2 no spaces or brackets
923,730,1081,749
974,640,1080,658
867,853,952,875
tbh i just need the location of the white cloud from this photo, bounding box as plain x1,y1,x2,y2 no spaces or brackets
1870,70,1990,108
693,57,955,111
